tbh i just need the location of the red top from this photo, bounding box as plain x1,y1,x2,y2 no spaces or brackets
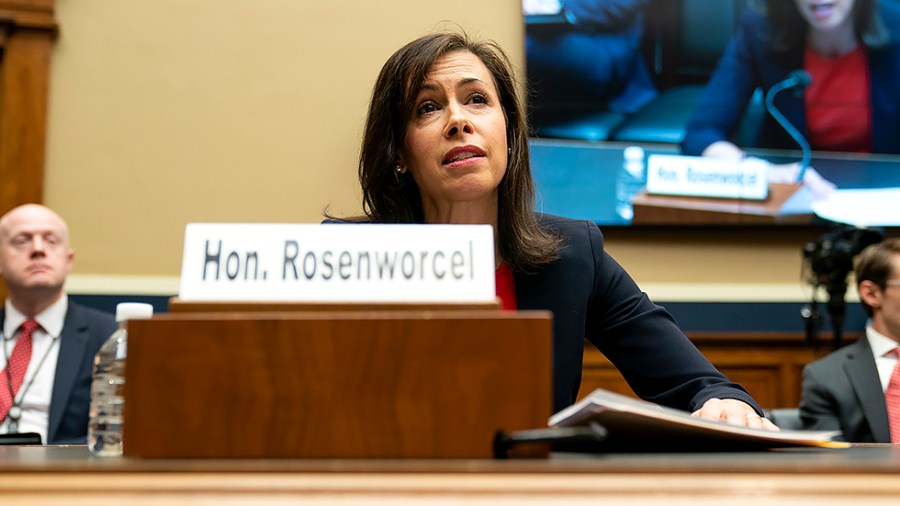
804,45,873,153
495,263,518,311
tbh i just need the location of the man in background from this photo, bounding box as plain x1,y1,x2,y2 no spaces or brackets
0,204,116,444
800,238,900,442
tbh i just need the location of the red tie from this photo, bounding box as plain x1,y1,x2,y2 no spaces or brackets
0,319,38,422
887,348,900,444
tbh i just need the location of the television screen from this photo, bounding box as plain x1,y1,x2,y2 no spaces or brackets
524,0,900,227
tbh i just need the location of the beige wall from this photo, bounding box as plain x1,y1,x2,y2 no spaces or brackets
44,0,825,301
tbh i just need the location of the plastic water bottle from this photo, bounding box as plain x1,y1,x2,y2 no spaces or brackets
614,146,647,222
88,302,154,456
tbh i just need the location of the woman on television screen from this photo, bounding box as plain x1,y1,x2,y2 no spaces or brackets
682,0,900,194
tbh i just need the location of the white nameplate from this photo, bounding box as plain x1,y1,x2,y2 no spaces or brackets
178,223,496,302
645,154,768,200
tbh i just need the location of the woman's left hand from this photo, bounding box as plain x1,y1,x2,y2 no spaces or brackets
691,398,781,432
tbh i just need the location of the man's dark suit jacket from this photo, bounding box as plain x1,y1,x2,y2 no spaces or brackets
799,336,891,443
1,300,117,444
515,215,759,414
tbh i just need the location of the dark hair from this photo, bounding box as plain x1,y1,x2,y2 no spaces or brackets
351,31,559,271
855,238,900,317
764,0,890,56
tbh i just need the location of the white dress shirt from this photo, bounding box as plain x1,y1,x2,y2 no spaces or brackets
866,325,900,392
1,296,67,444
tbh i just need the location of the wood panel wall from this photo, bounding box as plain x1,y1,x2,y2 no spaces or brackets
0,0,55,300
0,0,55,213
578,332,858,409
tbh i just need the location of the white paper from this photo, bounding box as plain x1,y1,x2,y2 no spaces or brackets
811,188,900,226
549,388,845,449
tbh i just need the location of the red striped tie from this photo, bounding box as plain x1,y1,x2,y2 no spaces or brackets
0,319,38,422
887,349,900,444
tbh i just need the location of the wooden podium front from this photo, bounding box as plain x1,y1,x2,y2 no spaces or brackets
632,182,809,224
122,308,553,459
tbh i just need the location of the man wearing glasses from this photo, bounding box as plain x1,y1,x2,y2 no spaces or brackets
0,204,115,444
800,238,900,443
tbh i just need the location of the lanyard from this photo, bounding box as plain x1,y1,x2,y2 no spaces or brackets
2,330,59,433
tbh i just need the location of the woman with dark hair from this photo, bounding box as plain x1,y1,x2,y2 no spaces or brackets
344,30,776,428
682,0,900,161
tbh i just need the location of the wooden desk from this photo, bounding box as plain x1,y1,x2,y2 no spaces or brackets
122,311,552,459
630,183,807,225
3,446,900,504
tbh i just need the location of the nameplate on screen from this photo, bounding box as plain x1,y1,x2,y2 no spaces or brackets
645,155,768,200
178,223,496,302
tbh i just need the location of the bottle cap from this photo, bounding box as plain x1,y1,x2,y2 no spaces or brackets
624,146,645,162
115,302,154,322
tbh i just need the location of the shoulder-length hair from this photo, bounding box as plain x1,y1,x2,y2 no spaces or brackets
353,31,559,272
764,0,890,56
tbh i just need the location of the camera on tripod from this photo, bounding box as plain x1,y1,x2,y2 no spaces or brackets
804,228,883,286
802,227,884,349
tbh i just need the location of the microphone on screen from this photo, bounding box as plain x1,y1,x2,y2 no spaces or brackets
764,70,813,183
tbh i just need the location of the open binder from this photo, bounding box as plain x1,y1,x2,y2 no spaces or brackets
546,388,846,452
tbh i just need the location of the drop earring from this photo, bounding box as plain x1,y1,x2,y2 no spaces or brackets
393,164,405,186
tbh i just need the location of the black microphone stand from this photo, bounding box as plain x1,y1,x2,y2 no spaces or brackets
493,422,608,458
824,274,848,350
800,297,819,348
